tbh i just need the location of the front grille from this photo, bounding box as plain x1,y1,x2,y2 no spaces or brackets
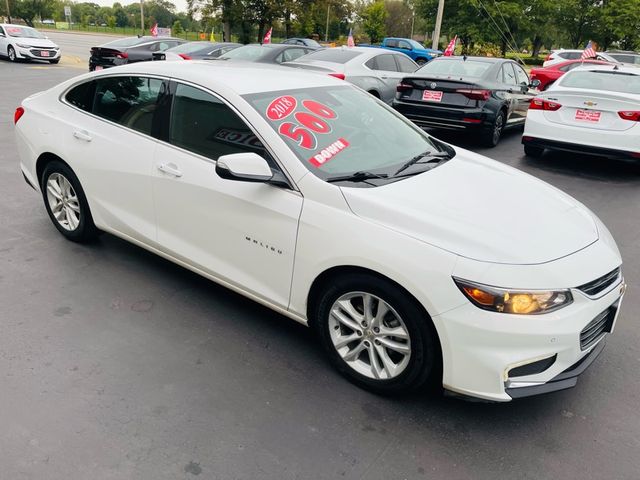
580,303,617,350
577,267,620,297
29,48,56,57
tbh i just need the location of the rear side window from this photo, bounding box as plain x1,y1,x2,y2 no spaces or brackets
93,76,166,136
169,83,267,161
373,54,398,72
65,81,97,112
281,48,308,62
297,49,362,64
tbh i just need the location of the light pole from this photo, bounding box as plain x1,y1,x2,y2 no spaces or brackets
325,4,330,42
5,0,12,23
432,0,445,50
139,0,144,36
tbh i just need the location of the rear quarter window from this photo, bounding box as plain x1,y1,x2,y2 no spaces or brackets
65,81,97,112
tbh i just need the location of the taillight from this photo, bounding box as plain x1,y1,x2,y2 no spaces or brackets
14,106,24,124
456,89,491,101
115,52,128,59
328,73,345,80
529,98,562,111
178,53,192,60
396,83,413,92
618,111,640,121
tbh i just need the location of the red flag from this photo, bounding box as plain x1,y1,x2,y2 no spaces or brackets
347,28,355,47
150,23,158,37
443,35,457,56
263,27,273,44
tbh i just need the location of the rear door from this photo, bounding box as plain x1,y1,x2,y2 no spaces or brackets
365,53,405,103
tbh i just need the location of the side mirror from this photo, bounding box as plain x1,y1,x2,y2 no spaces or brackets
0,33,5,38
530,79,541,88
216,152,274,183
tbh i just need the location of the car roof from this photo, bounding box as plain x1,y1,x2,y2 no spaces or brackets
431,56,510,64
569,64,639,74
88,61,342,95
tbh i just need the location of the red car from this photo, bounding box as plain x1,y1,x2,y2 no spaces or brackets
530,59,610,90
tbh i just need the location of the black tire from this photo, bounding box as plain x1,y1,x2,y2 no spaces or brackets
7,45,17,62
524,144,545,157
41,161,99,243
312,273,440,395
415,57,427,66
480,109,505,147
49,58,60,64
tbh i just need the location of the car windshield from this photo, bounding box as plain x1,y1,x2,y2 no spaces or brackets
417,58,492,77
219,45,271,61
103,37,149,48
169,42,214,54
608,53,640,65
408,39,426,50
6,26,46,39
560,70,640,94
243,86,447,183
294,49,362,64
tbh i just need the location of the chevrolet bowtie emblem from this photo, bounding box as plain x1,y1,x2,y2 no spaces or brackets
584,101,597,107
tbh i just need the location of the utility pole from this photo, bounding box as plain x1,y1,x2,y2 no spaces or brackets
139,0,145,36
432,0,445,50
5,0,12,24
325,4,330,42
410,11,415,39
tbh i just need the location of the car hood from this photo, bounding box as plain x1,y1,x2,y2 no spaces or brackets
12,37,57,48
340,150,598,265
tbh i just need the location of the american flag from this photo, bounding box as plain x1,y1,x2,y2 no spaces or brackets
150,23,158,37
347,28,355,47
581,40,596,60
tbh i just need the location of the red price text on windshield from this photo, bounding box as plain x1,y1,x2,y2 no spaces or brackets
268,99,341,161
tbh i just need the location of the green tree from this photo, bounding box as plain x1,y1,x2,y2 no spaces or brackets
12,0,57,26
361,0,386,43
172,18,183,34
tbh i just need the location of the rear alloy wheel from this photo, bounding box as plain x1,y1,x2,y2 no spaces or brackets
41,161,99,242
481,110,505,147
8,45,17,62
524,144,545,157
314,273,440,394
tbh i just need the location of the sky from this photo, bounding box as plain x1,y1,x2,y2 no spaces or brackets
92,0,190,15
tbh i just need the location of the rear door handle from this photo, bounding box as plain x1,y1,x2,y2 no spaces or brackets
73,130,92,142
157,162,183,177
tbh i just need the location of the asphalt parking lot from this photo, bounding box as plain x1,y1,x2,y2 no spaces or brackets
1,40,639,479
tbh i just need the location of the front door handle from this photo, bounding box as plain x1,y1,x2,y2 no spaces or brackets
157,162,183,177
73,130,92,142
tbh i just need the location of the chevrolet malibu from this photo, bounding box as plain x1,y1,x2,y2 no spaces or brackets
14,62,625,401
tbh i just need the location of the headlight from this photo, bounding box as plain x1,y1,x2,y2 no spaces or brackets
453,277,573,315
16,43,32,48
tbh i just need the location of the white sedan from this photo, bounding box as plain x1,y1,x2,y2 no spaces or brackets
0,24,61,63
14,61,624,402
523,65,640,159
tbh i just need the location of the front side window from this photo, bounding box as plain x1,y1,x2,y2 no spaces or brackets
513,64,529,85
93,76,166,136
244,86,441,180
398,40,411,50
501,64,518,85
395,54,418,73
170,83,268,161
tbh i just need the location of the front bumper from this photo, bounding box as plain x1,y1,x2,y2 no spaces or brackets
393,99,492,131
16,46,60,60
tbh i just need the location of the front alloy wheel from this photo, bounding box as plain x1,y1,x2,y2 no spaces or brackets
314,273,440,394
8,45,17,62
329,292,411,380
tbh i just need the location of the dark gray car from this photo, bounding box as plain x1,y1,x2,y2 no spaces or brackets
215,44,315,65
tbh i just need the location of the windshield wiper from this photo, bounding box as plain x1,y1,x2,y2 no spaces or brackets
393,150,452,177
326,171,389,183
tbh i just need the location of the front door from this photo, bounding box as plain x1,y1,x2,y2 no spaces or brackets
152,83,303,308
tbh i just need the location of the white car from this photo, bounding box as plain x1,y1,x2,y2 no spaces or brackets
522,64,640,159
0,23,61,63
543,49,616,68
14,62,625,402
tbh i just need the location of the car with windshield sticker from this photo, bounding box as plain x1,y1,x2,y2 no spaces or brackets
14,61,624,402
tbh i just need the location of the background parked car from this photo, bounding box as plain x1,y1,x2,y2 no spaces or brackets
530,59,610,90
282,38,323,49
393,56,536,146
89,36,187,71
522,64,640,159
543,49,617,67
216,43,315,64
360,37,441,65
0,23,61,63
285,46,419,104
152,41,241,61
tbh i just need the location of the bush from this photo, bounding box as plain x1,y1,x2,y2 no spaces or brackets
172,20,183,36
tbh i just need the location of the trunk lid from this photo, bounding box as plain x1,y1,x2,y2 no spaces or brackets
397,76,482,108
